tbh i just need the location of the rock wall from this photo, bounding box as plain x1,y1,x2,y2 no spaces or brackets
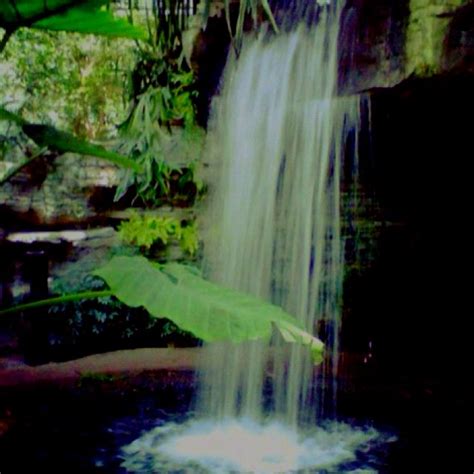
0,147,201,306
340,0,473,92
406,0,473,75
0,154,119,227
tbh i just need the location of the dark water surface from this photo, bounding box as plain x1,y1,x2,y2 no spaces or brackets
0,373,469,473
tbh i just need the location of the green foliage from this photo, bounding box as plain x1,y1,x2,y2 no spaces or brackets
109,0,206,208
47,274,144,342
0,106,140,172
0,3,145,181
223,0,279,53
114,75,204,206
94,256,324,363
115,157,204,207
78,372,118,385
124,0,198,128
118,213,199,256
1,28,136,138
406,0,467,76
128,67,198,129
1,255,324,363
42,264,198,358
179,220,199,257
0,1,145,40
24,122,141,170
0,107,23,125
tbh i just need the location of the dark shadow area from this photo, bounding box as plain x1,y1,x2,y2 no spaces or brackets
442,2,474,75
341,74,473,472
192,16,231,127
0,374,195,473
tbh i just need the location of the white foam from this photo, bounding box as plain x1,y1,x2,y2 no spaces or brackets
121,419,379,473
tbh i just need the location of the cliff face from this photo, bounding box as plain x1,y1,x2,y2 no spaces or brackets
340,0,474,92
339,1,473,395
189,0,474,101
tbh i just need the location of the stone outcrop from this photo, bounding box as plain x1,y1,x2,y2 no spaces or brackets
189,0,474,98
0,153,119,226
340,0,473,92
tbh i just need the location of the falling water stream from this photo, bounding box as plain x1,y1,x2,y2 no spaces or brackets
198,6,359,428
122,2,383,472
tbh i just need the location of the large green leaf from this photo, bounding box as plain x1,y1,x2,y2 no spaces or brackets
0,0,86,25
0,107,141,171
0,255,325,363
94,255,324,362
22,124,141,171
0,0,146,39
277,320,324,365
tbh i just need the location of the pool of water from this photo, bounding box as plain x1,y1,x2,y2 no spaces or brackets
0,379,469,473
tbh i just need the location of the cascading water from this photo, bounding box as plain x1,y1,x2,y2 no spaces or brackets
198,3,360,427
122,2,383,472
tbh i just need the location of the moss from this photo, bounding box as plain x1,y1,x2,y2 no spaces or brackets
406,0,469,76
77,371,119,388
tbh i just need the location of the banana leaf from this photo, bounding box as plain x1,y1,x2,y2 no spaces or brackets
94,256,324,363
0,0,145,39
0,256,324,363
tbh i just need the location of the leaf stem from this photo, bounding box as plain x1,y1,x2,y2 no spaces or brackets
0,290,114,316
0,147,48,185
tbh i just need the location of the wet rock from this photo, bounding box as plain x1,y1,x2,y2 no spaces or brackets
340,0,473,92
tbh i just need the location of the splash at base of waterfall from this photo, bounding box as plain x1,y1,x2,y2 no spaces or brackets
121,419,382,473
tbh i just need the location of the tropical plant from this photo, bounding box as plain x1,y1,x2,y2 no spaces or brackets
118,213,199,256
0,1,325,361
0,0,146,179
0,0,283,180
44,272,197,360
114,154,205,207
0,0,145,53
112,0,282,203
0,28,136,139
95,257,323,363
0,108,140,165
113,79,204,205
114,16,203,207
0,256,325,363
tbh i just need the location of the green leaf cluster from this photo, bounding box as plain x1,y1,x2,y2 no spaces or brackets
128,69,198,129
1,1,146,178
118,213,199,257
114,76,203,206
1,28,135,139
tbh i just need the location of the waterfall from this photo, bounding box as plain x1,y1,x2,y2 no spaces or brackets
198,2,360,426
121,3,384,472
